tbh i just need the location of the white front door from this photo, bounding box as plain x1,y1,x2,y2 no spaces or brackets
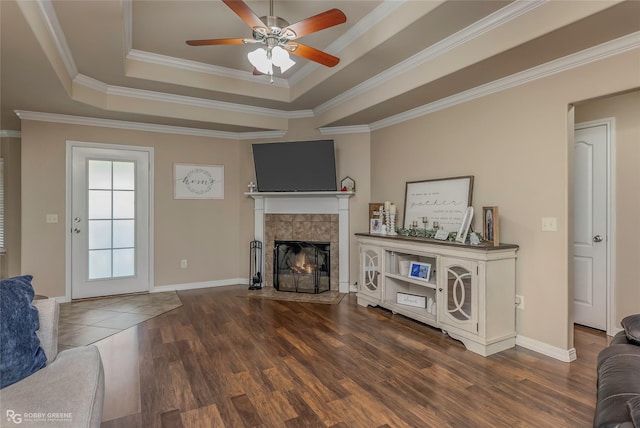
71,145,151,299
573,123,608,330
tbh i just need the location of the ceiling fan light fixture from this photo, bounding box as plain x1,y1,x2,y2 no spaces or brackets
247,47,273,75
271,46,296,73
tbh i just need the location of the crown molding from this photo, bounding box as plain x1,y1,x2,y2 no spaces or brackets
318,125,370,136
370,32,640,131
73,74,313,119
0,130,21,138
36,0,77,78
14,110,286,141
314,0,546,115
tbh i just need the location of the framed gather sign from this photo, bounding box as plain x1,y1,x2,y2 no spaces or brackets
403,176,474,232
174,164,224,199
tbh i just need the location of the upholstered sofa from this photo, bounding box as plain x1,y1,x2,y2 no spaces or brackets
0,298,105,427
593,315,640,428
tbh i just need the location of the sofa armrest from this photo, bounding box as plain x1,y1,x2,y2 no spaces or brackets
33,298,59,362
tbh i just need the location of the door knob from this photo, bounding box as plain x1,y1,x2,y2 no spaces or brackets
593,235,603,243
72,228,81,234
74,217,81,223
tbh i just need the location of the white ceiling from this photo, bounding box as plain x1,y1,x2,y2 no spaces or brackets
2,0,639,136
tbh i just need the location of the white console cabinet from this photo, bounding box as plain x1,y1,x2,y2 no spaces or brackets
356,233,518,357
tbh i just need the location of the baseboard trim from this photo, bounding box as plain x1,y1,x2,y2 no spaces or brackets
516,334,577,362
151,278,249,293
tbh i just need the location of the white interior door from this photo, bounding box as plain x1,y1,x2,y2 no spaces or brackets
573,124,608,330
71,145,151,299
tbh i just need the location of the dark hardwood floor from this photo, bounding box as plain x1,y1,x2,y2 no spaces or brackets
99,285,607,427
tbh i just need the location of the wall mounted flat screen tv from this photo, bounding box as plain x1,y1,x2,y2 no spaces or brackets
252,140,337,192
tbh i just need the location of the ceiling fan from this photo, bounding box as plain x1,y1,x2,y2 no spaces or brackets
186,0,346,79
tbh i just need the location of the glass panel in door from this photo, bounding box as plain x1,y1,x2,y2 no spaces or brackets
87,160,136,279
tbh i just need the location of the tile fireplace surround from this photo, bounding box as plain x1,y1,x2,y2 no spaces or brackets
247,192,353,293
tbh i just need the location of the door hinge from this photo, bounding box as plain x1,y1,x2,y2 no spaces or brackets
477,266,479,275
476,323,479,333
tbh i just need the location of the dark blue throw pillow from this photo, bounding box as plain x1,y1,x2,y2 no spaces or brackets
0,275,47,389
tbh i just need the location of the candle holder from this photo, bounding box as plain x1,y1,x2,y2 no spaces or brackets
422,217,428,230
388,214,397,236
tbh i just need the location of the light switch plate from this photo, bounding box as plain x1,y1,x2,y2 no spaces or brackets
46,214,58,224
541,217,557,232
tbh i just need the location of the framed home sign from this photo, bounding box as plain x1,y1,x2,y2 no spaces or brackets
174,164,224,199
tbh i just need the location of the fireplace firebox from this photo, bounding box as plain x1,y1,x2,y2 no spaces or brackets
274,241,330,294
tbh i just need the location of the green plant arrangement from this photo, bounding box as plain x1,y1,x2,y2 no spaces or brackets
395,228,459,241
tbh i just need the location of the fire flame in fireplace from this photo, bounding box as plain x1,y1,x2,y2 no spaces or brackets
291,252,314,274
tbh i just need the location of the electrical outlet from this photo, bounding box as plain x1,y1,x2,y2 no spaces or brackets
515,294,525,310
46,214,58,223
541,217,557,232
180,259,188,269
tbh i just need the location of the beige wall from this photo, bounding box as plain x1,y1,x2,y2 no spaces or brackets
238,118,371,287
575,90,640,323
370,50,640,351
20,120,241,297
20,118,370,297
1,136,21,277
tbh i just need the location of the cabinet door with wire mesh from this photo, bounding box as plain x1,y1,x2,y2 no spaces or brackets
439,257,478,334
359,245,382,300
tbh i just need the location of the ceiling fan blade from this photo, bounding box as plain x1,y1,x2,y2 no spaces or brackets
186,38,247,46
283,9,346,39
222,0,266,32
289,42,340,67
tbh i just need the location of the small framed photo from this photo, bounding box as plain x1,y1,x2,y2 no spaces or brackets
340,176,355,192
483,206,499,246
409,261,431,282
370,218,382,234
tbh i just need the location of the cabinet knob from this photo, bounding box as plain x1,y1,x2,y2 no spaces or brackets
438,288,443,292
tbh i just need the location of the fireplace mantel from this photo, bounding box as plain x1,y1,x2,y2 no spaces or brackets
246,191,353,293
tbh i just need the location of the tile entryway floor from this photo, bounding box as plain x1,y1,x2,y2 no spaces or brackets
58,292,182,350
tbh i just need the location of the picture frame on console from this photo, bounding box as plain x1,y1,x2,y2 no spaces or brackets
403,176,474,232
408,261,432,282
483,206,499,246
369,202,383,233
